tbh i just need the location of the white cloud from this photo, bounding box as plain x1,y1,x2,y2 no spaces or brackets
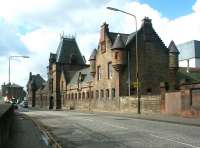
193,0,200,13
0,0,200,89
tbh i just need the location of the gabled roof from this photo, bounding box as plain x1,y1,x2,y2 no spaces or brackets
111,34,126,50
27,73,45,90
89,49,97,61
56,37,85,65
168,40,179,53
126,32,137,45
49,53,56,63
68,67,93,85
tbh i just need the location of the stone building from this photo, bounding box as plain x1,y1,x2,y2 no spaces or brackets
26,72,46,107
28,17,192,111
47,37,88,109
44,17,178,109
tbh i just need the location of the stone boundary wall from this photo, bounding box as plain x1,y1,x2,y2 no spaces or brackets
64,95,161,113
0,104,14,147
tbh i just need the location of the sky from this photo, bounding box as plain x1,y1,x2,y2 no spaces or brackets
0,0,200,89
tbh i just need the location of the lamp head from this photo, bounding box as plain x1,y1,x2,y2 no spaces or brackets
22,56,30,58
106,7,120,11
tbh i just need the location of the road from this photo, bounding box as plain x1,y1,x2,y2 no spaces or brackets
25,110,200,148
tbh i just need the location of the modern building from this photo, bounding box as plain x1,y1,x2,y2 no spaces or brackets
177,40,200,68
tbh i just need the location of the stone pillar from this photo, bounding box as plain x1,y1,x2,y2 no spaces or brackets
160,82,166,113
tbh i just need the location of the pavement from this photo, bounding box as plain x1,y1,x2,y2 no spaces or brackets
4,110,49,148
25,110,200,148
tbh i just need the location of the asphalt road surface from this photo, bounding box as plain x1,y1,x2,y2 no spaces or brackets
25,110,200,148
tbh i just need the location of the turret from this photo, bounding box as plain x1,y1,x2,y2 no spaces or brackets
168,40,179,70
168,40,180,89
111,34,126,71
89,49,97,77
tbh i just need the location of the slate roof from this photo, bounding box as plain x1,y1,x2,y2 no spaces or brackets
61,70,77,83
109,32,129,44
27,74,46,90
5,83,23,88
68,67,92,85
126,32,137,45
89,49,97,61
49,53,56,63
56,37,85,65
168,40,179,53
111,34,126,50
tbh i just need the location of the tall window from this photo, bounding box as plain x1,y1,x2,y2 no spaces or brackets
106,89,109,99
115,52,119,59
96,90,99,99
108,62,112,79
61,81,64,91
112,88,115,99
87,92,89,99
97,66,102,80
82,92,85,100
100,90,104,99
101,41,106,53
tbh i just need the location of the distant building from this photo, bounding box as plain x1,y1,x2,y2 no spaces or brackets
26,73,46,107
1,83,26,102
177,40,200,68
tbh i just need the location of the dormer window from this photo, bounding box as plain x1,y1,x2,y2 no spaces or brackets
70,54,77,64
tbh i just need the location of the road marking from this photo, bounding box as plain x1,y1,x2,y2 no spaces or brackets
103,122,128,130
150,134,200,148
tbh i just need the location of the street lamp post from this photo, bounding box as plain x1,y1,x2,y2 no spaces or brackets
107,7,141,114
8,55,30,84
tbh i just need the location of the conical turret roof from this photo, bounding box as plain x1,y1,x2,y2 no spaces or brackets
111,34,125,50
168,40,179,53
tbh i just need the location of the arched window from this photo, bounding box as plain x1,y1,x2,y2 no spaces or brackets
87,92,89,99
78,93,81,99
75,93,77,99
91,91,94,99
82,92,85,100
106,89,109,99
96,90,99,99
100,90,104,99
112,88,115,99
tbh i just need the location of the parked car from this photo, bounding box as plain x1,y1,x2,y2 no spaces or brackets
19,100,28,108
